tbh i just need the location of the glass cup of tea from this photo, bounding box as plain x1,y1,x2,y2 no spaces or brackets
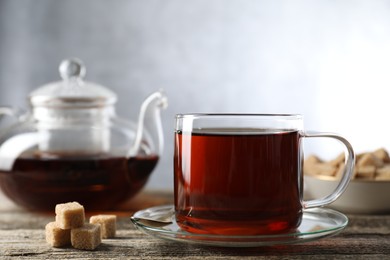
174,114,355,235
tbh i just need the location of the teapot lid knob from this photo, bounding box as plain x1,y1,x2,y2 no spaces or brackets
59,58,86,80
30,57,117,107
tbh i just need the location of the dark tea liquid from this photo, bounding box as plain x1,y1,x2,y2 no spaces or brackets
0,151,158,211
174,128,303,235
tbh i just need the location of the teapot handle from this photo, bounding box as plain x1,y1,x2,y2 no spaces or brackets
128,90,168,158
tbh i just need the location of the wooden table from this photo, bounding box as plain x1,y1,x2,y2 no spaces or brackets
1,191,389,259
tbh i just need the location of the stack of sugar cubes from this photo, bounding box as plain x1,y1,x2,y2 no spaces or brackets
45,202,117,250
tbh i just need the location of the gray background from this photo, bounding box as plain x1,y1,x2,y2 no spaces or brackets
1,0,390,190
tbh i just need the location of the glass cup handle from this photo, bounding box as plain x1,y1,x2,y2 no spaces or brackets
302,131,355,209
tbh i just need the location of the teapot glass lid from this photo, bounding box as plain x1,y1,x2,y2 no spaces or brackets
29,58,117,108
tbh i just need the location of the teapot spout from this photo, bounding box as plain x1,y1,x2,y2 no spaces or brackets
128,90,168,158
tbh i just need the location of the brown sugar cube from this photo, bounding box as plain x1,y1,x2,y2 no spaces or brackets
335,163,357,180
305,155,322,165
71,223,101,250
45,221,71,248
90,215,117,238
335,164,346,179
308,163,337,176
356,165,376,179
303,163,315,176
55,202,85,229
318,163,337,176
376,173,390,180
376,165,390,175
357,153,384,168
304,155,322,175
329,153,345,167
373,148,390,163
376,165,390,180
355,152,365,162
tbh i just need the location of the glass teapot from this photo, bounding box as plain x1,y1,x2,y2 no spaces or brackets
0,58,167,211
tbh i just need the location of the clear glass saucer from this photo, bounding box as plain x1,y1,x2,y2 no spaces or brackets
130,205,348,247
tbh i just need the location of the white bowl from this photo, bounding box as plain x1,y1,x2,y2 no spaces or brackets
304,175,390,214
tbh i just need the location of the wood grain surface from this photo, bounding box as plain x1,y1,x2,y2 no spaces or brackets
0,191,389,259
